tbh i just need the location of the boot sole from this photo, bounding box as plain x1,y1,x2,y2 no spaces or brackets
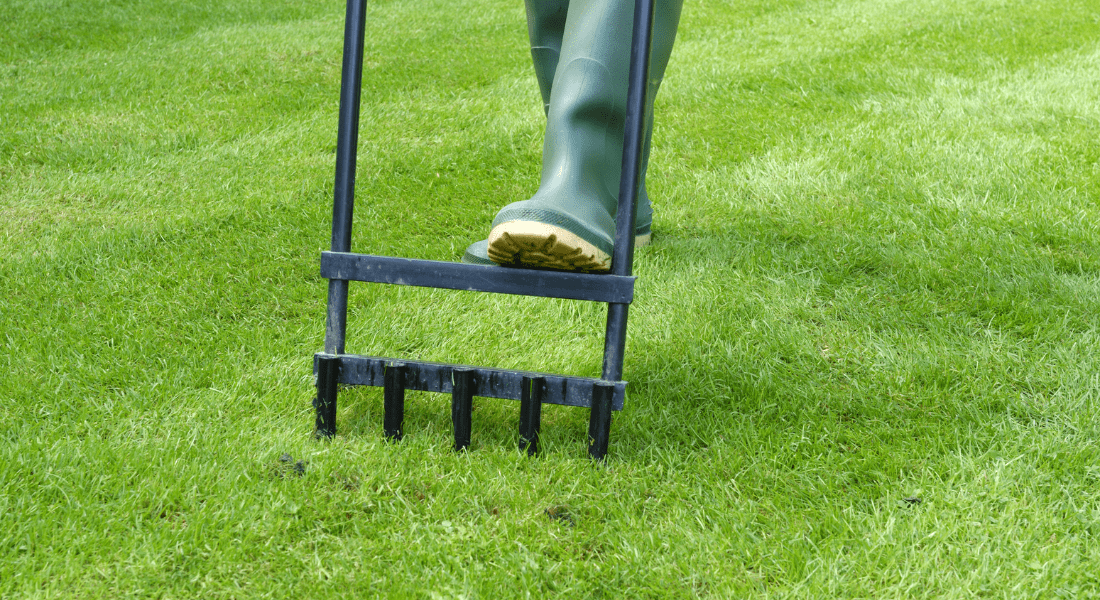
488,220,612,272
463,231,650,267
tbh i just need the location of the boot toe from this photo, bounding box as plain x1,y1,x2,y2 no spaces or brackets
461,239,497,266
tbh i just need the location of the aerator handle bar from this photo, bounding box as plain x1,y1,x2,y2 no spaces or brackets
314,0,656,459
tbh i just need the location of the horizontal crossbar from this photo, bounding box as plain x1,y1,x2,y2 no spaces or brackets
320,252,634,303
314,353,625,410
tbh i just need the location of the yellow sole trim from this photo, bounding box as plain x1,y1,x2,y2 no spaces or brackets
487,221,612,273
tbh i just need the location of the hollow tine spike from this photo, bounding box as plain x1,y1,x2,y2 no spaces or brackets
314,356,340,438
588,382,614,460
452,368,475,451
383,362,406,441
519,376,544,456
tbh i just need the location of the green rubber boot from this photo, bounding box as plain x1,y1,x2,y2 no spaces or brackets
524,0,658,245
464,0,681,271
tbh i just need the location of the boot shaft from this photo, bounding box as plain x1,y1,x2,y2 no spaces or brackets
539,0,682,212
525,0,569,113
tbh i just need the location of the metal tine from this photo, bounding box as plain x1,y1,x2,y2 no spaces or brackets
452,368,475,451
519,376,544,456
314,356,341,438
587,382,614,460
383,362,406,441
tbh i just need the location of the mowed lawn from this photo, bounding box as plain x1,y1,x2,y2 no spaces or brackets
3,0,1100,597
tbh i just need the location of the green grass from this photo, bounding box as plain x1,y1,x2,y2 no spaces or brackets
3,0,1100,597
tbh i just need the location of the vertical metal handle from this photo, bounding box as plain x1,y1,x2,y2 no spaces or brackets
323,0,368,355
602,0,655,383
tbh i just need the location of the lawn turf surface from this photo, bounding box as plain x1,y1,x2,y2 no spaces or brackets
3,0,1100,597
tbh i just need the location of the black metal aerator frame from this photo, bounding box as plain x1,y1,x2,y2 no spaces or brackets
313,0,656,459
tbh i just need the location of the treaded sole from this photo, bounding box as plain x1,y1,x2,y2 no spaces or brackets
488,220,612,272
463,232,650,267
